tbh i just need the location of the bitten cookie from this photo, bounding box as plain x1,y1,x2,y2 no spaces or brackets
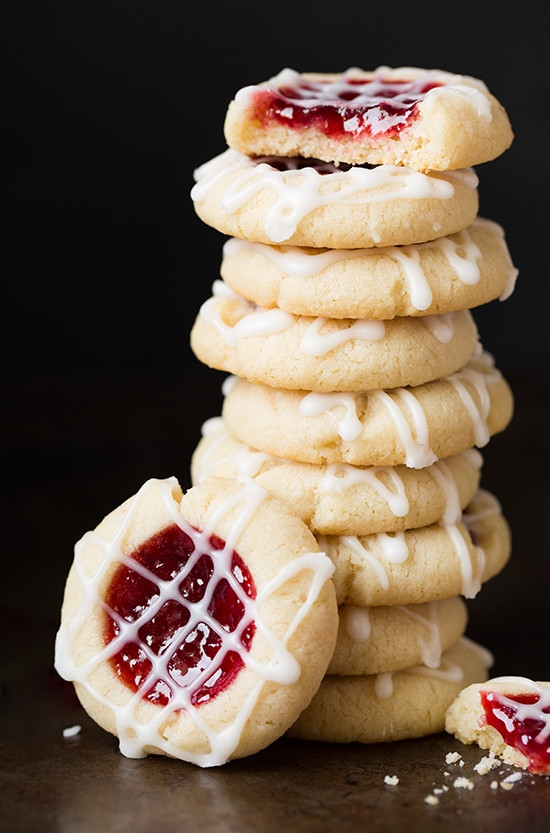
54,476,338,767
192,417,483,536
288,638,493,744
445,678,550,775
329,596,468,676
221,351,514,467
224,67,513,171
220,218,518,320
191,282,479,392
322,489,511,606
191,150,479,248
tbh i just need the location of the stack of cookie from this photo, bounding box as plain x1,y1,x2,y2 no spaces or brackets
189,66,517,743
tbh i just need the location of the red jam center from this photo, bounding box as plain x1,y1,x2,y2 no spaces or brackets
480,689,550,774
254,75,442,138
104,524,256,708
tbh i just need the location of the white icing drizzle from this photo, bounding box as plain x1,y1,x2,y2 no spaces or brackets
199,283,455,356
299,392,362,441
446,352,501,448
481,678,550,745
191,149,477,244
297,352,500,464
320,462,409,517
222,217,517,311
421,312,455,344
54,478,334,767
344,601,443,668
332,505,488,600
299,316,385,356
344,605,372,642
373,388,437,469
373,636,489,701
199,282,293,347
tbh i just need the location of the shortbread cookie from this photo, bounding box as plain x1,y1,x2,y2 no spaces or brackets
54,476,338,767
445,678,550,775
221,351,513,467
322,489,511,606
191,149,479,248
191,283,479,392
224,67,513,171
220,218,518,320
288,637,493,744
329,596,468,676
192,417,483,536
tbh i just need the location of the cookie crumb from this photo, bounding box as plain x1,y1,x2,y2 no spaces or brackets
474,754,500,775
490,780,499,790
384,775,399,786
424,794,439,805
500,780,515,791
453,776,474,790
445,751,462,764
62,725,81,738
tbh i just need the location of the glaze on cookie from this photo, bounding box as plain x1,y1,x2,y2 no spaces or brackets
220,218,518,320
320,489,511,606
54,477,338,766
224,67,513,171
191,150,479,248
191,281,480,392
221,351,513,467
446,678,550,775
289,638,493,744
192,417,483,536
329,596,468,676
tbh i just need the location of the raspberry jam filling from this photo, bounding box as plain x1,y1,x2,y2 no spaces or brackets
253,75,442,139
480,689,550,774
104,524,256,707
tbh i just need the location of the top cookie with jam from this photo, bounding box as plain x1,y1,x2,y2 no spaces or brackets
224,66,513,171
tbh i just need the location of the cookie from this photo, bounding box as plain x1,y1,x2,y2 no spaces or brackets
221,351,514,467
329,596,468,676
445,677,550,775
288,637,493,744
224,67,513,172
54,476,338,767
220,218,518,320
191,149,479,249
322,489,511,606
192,417,483,536
191,282,479,392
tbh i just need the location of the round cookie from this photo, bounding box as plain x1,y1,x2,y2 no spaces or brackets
322,489,511,606
329,596,468,676
54,476,338,767
220,218,518,320
191,149,479,249
288,637,493,744
224,67,513,171
445,677,550,774
191,283,479,392
192,417,483,536
221,351,514,467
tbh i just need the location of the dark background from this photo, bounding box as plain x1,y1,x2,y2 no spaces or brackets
3,2,548,676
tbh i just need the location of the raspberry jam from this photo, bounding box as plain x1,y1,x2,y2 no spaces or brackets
104,524,256,707
253,74,442,139
480,688,550,774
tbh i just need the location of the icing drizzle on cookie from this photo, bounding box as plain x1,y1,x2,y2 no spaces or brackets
54,478,335,766
222,218,517,311
191,149,477,244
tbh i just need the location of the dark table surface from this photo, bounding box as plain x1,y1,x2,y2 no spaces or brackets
3,365,550,832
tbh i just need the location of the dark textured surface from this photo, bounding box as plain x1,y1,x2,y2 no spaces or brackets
2,371,550,832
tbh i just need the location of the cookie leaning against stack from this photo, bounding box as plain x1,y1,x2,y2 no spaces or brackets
190,65,517,744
